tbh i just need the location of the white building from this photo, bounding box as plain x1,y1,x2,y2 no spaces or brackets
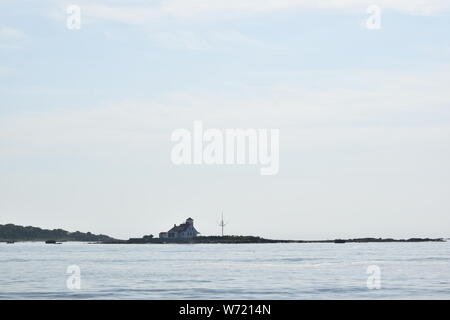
159,218,200,239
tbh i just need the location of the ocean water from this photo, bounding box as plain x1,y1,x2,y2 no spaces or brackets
0,241,449,299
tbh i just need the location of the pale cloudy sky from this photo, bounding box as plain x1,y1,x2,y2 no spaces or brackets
1,0,449,239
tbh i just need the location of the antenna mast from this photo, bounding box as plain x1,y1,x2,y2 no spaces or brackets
218,212,227,237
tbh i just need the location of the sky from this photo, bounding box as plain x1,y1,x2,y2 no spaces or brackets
1,0,449,240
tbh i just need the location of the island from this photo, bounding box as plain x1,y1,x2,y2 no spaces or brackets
0,224,116,243
0,223,445,244
113,235,445,244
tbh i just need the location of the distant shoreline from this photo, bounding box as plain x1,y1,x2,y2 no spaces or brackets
2,238,446,244
1,223,445,244
1,238,447,244
102,236,446,244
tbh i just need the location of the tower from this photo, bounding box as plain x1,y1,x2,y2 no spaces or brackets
218,212,227,237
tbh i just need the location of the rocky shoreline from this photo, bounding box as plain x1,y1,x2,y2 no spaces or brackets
102,235,445,244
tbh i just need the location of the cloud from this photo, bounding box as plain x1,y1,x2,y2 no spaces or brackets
78,4,159,25
0,66,13,76
159,0,450,16
149,29,278,51
1,66,449,158
49,0,450,50
0,26,25,48
149,30,214,51
0,26,25,39
63,0,450,26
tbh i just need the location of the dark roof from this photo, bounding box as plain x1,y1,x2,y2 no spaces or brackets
168,223,190,233
167,223,199,235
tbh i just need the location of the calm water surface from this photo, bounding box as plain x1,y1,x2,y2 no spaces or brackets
1,242,449,299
